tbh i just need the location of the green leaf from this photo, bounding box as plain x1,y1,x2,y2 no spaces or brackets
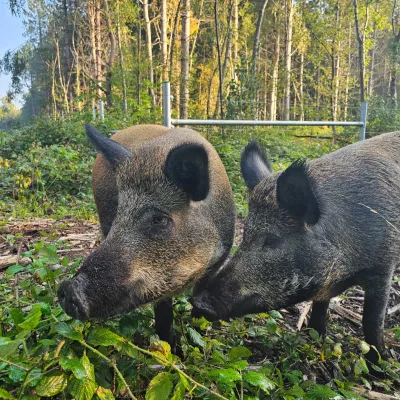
359,341,370,355
87,327,123,347
68,355,96,400
59,357,86,380
55,322,83,341
170,380,186,400
6,264,25,276
266,318,277,334
244,371,275,393
9,308,24,325
228,346,252,361
270,310,283,319
145,372,173,400
0,339,20,358
0,387,16,400
354,358,369,375
187,327,205,348
207,368,242,385
39,244,59,264
19,304,42,330
35,374,68,396
309,329,320,341
96,387,115,400
307,384,341,399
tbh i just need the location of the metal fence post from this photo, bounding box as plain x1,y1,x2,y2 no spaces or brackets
163,82,172,128
99,100,105,122
359,101,368,141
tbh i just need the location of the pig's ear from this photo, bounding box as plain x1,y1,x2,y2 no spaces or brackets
86,124,131,169
165,144,209,201
241,140,272,189
276,160,320,225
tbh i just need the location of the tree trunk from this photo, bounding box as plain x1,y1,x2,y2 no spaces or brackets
214,0,224,119
367,27,377,97
269,12,280,121
116,1,127,116
283,0,293,120
169,0,181,82
161,0,168,82
232,0,239,80
95,0,102,98
352,0,367,102
143,0,156,106
104,0,116,108
299,51,304,121
180,0,190,119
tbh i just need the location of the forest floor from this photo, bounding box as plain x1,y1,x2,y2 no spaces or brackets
1,216,400,399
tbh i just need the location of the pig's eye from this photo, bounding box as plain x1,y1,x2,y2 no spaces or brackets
262,234,281,250
152,215,171,227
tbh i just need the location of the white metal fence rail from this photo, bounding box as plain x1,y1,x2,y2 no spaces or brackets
162,82,368,141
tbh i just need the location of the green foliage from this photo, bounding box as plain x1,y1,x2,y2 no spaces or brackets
0,240,399,398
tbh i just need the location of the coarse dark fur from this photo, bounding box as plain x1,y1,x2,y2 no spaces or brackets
192,132,400,366
58,124,236,346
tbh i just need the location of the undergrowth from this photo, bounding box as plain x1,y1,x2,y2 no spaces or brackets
1,240,400,399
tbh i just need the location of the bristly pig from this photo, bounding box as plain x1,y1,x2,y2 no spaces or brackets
58,124,236,346
192,132,400,366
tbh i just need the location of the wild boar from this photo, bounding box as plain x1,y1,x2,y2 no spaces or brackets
58,124,236,345
192,132,400,365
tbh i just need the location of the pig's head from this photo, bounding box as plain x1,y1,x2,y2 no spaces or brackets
192,140,331,321
58,125,230,320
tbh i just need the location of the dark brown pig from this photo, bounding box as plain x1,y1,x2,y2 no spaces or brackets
58,124,236,345
192,132,400,366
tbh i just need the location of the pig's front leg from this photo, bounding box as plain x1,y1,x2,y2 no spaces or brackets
362,279,390,366
308,301,330,335
154,298,175,349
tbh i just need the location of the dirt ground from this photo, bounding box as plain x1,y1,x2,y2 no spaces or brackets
1,216,399,361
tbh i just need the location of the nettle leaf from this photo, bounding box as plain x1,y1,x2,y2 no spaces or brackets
0,338,20,358
19,304,42,330
145,372,173,400
207,368,242,385
0,387,16,400
55,322,83,341
307,384,341,399
60,357,86,380
187,327,205,348
6,264,25,276
68,355,97,400
35,374,68,397
87,327,124,347
228,346,252,361
96,387,115,400
244,371,275,394
39,244,59,264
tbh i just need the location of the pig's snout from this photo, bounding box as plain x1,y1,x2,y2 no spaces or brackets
190,293,219,321
58,275,89,320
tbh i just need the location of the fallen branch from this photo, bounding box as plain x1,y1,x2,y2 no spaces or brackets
329,302,362,327
297,302,312,331
388,302,400,316
0,255,31,269
352,386,400,400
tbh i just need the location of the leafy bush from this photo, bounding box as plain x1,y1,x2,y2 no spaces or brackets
0,144,95,218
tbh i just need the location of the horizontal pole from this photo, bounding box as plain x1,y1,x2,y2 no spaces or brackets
171,119,364,127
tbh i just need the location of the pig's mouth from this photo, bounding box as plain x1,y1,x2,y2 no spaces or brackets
190,293,265,322
57,275,140,320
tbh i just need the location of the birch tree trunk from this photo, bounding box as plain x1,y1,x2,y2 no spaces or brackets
232,0,239,80
104,0,116,108
143,0,156,107
161,0,168,82
269,12,280,121
299,51,304,121
283,0,293,120
180,0,190,119
117,1,127,116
